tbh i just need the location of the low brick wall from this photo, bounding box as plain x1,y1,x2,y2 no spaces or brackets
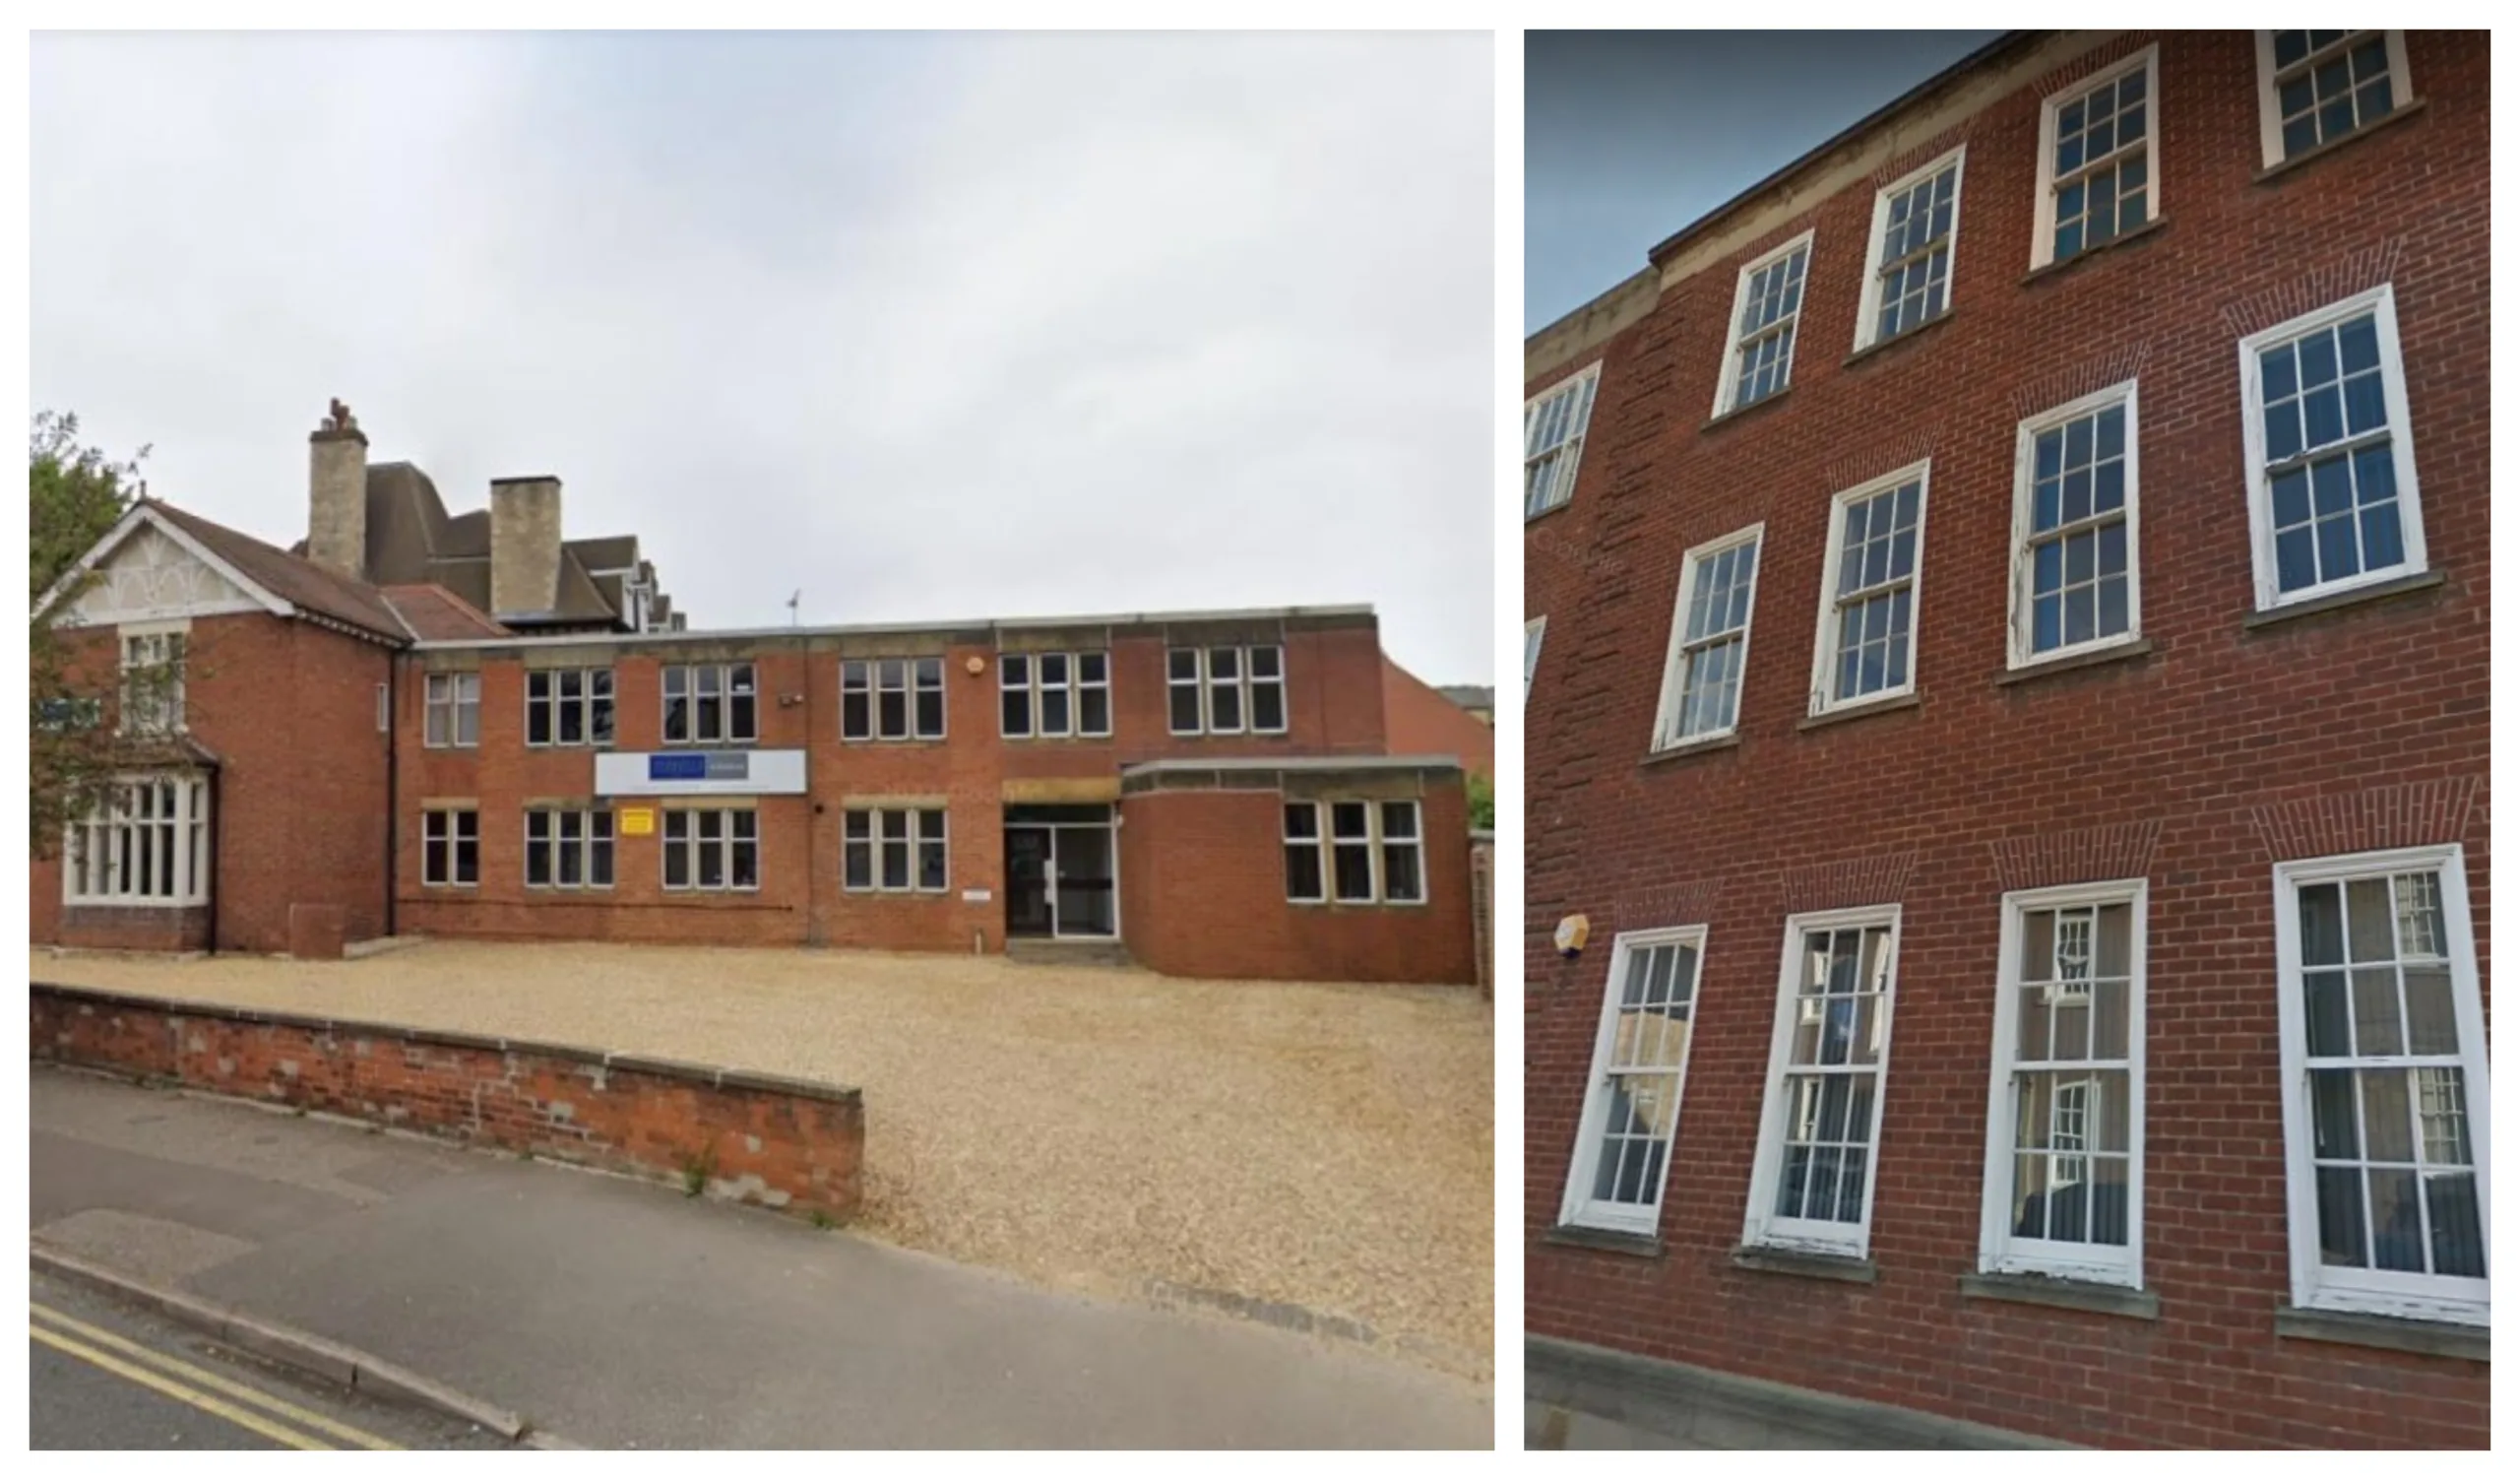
31,983,863,1222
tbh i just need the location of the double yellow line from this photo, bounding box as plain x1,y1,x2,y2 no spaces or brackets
32,1301,402,1450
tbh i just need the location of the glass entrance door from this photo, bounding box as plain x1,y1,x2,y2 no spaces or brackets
1004,826,1054,937
1050,824,1116,939
1004,805,1119,941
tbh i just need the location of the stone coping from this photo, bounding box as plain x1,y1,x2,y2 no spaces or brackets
31,981,861,1106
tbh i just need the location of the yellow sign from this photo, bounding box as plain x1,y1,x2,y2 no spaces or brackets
619,807,657,836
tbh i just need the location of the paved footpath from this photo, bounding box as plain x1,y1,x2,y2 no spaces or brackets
32,1268,507,1450
31,1066,1489,1448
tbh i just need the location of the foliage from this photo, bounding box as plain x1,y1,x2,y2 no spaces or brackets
29,411,149,856
1467,770,1494,831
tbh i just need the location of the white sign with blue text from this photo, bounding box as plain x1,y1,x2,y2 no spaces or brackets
594,749,809,797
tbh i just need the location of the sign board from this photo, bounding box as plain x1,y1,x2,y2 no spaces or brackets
961,888,992,904
619,806,657,836
596,749,808,798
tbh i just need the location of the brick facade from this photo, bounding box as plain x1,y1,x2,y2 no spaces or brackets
33,524,1483,985
1119,763,1478,984
1525,32,2487,1448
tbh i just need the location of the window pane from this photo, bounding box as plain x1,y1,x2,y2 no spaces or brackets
1332,843,1374,901
1286,842,1323,900
1081,685,1111,737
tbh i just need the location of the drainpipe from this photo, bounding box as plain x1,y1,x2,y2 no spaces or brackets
384,653,400,939
206,763,222,955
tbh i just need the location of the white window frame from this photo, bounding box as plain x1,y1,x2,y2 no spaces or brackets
661,806,760,892
1978,878,2149,1288
999,651,1113,740
2008,380,2144,669
524,668,615,748
63,773,211,907
2030,45,2161,272
662,662,759,746
842,658,945,743
1854,146,1966,352
1523,617,1546,699
1653,524,1763,749
2272,844,2490,1326
2236,283,2426,612
423,673,479,748
1806,460,1931,716
1166,645,1287,737
842,806,949,894
117,619,190,737
523,807,615,890
1742,904,1903,1259
1282,802,1326,903
421,807,478,889
1524,362,1602,519
2253,31,2415,169
1297,798,1423,907
1557,925,1708,1237
1711,229,1815,418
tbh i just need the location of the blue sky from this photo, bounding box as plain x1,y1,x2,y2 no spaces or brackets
1527,31,2003,332
32,32,1496,683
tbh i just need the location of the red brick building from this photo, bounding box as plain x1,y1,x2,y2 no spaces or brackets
1525,32,2487,1449
31,417,1478,988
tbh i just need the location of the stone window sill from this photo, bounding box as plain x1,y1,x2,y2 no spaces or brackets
1960,1271,2159,1320
1544,1225,1666,1259
2022,215,2171,288
2242,569,2444,631
1796,690,1920,733
1640,733,1741,769
1729,1244,1877,1284
1843,309,1954,370
2254,99,2430,185
2274,1304,2487,1362
1701,385,1796,436
1994,638,2154,688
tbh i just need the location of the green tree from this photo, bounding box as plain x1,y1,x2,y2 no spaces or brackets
30,410,148,855
1466,770,1494,831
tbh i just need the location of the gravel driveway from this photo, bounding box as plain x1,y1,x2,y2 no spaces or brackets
36,941,1493,1376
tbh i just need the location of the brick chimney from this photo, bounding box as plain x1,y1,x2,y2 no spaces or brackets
306,399,368,579
489,476,563,616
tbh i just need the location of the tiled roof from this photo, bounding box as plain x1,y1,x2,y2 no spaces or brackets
380,584,509,640
147,500,411,642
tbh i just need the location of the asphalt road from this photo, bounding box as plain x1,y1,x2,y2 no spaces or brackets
29,1269,511,1451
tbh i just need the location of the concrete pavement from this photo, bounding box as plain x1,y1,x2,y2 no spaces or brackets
31,1066,1490,1448
31,1269,506,1450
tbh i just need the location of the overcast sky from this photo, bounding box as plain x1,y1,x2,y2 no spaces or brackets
1527,31,2000,332
32,31,1495,683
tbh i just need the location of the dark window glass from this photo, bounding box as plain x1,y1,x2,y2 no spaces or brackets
1287,845,1324,901
844,812,872,890
696,665,724,742
591,670,615,744
528,672,553,745
527,812,552,886
663,667,689,742
1332,844,1373,902
1080,685,1110,738
454,812,478,884
877,660,908,740
697,810,725,887
881,810,911,889
590,812,614,886
664,812,690,888
731,812,757,888
557,810,583,886
917,809,947,890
